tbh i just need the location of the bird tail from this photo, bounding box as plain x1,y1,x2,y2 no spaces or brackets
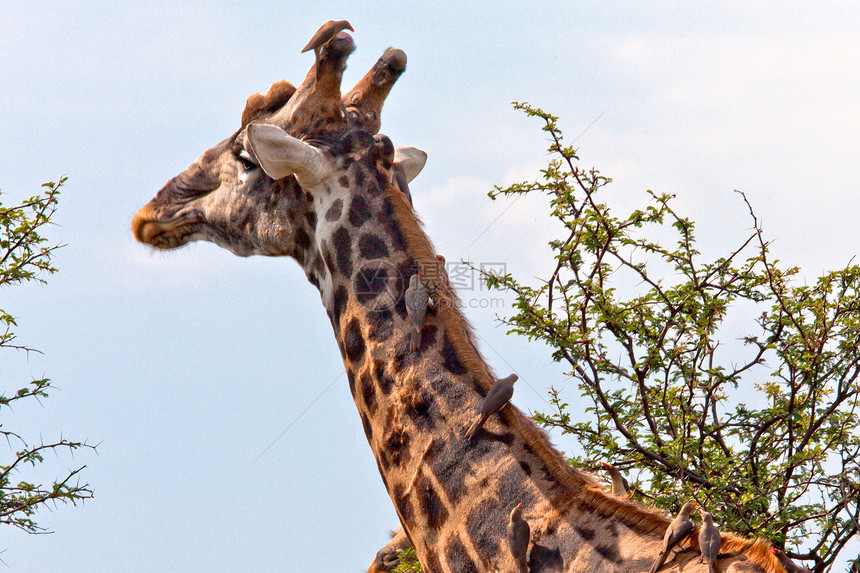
516,557,529,573
464,415,484,441
708,559,717,573
464,420,479,441
649,551,668,573
410,326,421,352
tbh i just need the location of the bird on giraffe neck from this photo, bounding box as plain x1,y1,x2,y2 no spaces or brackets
649,501,697,573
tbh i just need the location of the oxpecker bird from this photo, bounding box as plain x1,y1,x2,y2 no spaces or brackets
465,374,518,441
372,133,395,166
371,135,424,205
506,503,530,573
389,146,426,206
649,502,697,573
404,273,429,351
601,462,632,498
301,20,354,78
697,509,721,573
769,548,812,573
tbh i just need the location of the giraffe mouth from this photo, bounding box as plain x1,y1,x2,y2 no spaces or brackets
132,205,204,250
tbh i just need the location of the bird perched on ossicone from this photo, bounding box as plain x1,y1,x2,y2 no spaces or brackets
301,20,354,78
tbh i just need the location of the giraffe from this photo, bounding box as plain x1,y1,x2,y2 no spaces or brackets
132,25,791,573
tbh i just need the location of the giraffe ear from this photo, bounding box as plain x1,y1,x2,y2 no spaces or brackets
246,123,333,185
394,147,427,183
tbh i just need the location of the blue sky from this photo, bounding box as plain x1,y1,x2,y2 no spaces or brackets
2,2,859,571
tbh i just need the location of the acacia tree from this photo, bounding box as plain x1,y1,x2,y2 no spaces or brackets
1,177,95,535
483,104,860,572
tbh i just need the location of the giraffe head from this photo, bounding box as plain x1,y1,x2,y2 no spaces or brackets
131,29,409,268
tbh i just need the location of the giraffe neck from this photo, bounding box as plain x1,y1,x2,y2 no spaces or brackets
296,157,779,573
295,155,589,570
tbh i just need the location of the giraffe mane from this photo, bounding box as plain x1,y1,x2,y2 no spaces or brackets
380,168,789,573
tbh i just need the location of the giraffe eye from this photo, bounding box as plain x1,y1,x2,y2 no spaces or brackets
237,150,258,172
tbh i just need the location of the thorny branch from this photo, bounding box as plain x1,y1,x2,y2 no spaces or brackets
482,103,860,571
2,176,96,535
